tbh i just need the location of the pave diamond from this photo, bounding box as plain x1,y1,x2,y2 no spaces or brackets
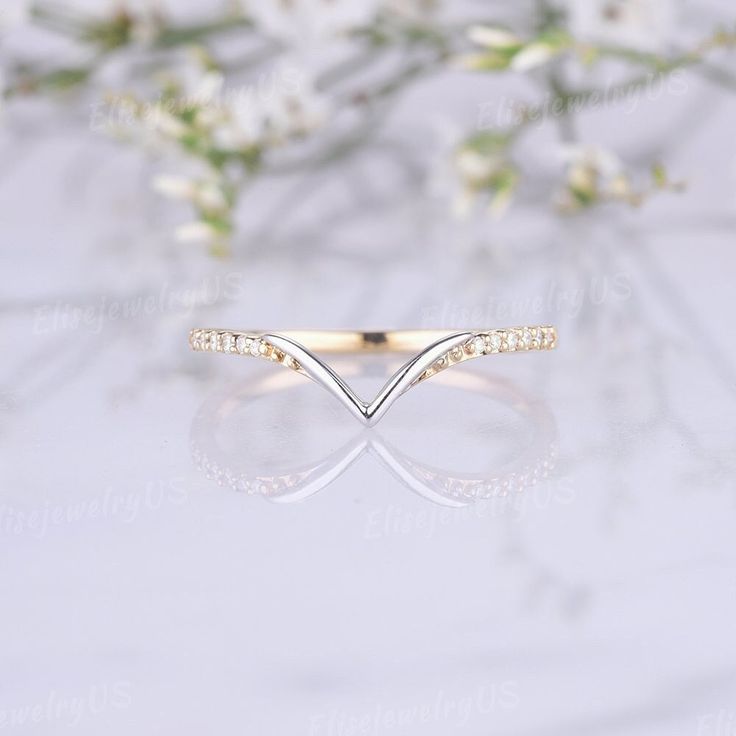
249,338,261,356
506,331,518,350
488,332,502,351
235,334,248,354
222,332,234,352
521,328,532,349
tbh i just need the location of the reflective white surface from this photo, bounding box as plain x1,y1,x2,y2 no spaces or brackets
2,53,736,736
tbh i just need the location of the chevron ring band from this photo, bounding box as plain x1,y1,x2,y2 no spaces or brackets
189,327,557,425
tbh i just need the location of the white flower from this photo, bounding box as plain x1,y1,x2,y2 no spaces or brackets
461,24,568,73
553,143,640,211
174,221,219,244
556,144,622,178
456,149,504,183
212,95,264,150
151,109,189,139
196,181,229,211
153,174,229,211
510,42,557,71
213,65,329,149
189,70,225,107
467,25,521,49
564,0,675,53
161,57,224,109
152,174,198,200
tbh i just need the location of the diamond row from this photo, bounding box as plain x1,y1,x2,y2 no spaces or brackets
191,445,311,497
410,443,557,500
189,329,301,371
191,442,556,499
420,326,556,381
190,325,555,376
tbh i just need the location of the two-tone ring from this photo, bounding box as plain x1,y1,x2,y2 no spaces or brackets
189,327,557,425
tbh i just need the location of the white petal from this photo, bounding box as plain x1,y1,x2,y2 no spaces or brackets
174,221,218,243
555,143,622,177
510,43,556,71
196,182,228,211
154,111,188,138
468,25,521,49
193,71,224,105
152,175,197,200
456,150,500,181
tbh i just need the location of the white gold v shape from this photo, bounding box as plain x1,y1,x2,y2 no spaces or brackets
264,332,473,426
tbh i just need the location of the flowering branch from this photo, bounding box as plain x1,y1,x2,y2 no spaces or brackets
2,1,735,251
452,12,736,217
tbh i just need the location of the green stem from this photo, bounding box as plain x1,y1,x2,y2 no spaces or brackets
154,16,253,48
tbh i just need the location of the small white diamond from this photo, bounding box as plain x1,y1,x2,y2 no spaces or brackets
235,335,248,354
521,328,532,348
488,332,501,351
473,336,485,354
222,332,234,352
506,331,518,350
249,338,261,356
208,331,220,350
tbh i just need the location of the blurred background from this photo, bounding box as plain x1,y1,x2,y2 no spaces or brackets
1,0,735,734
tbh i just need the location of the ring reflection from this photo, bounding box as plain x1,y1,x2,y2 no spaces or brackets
190,360,558,507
